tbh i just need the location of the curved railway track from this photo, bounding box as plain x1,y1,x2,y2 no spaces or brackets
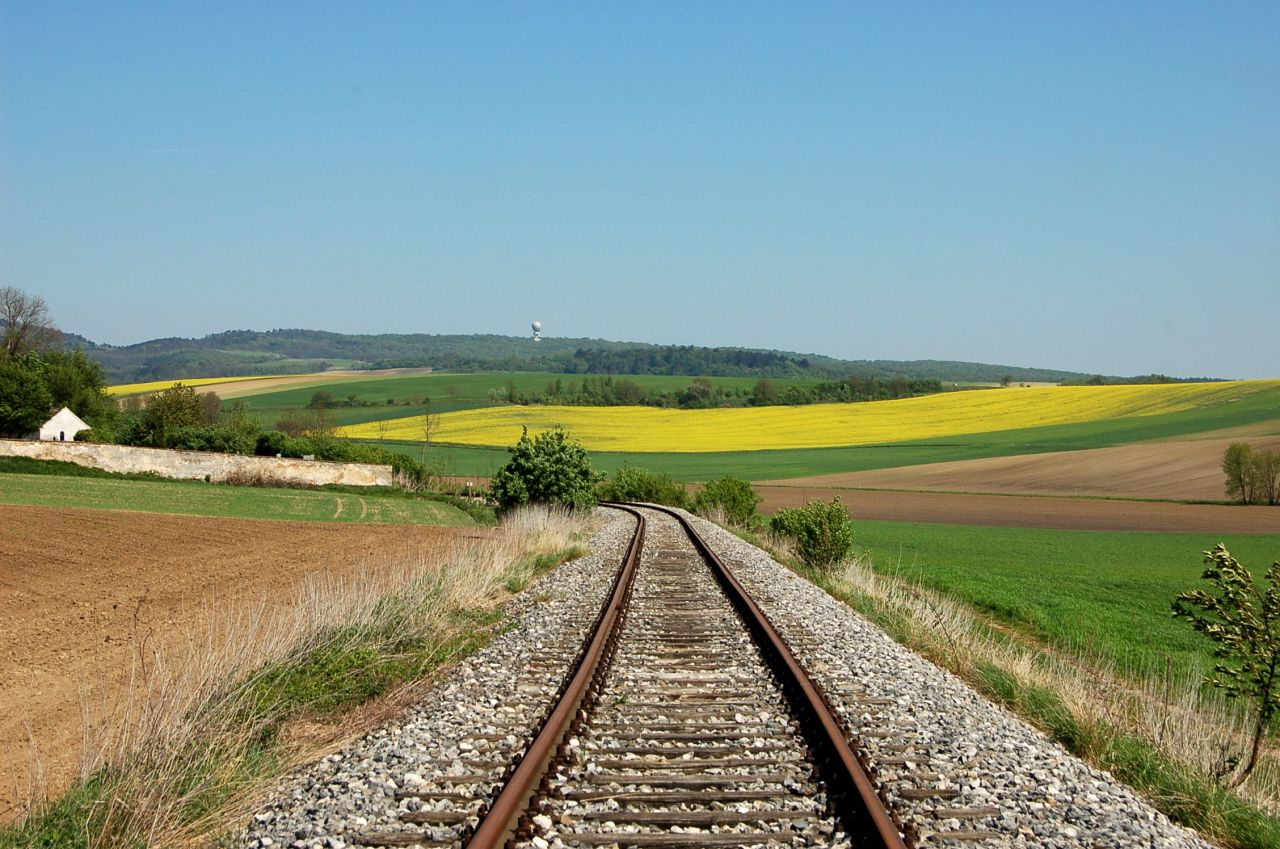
355,503,910,849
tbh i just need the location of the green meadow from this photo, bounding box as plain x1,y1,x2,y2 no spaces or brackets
852,518,1280,680
0,472,472,525
224,371,825,428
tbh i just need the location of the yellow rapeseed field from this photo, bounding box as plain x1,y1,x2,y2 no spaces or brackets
336,380,1280,452
106,375,283,396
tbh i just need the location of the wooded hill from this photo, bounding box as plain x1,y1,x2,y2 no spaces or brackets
72,327,1120,385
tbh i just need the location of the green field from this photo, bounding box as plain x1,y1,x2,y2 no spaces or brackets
355,382,1280,481
227,371,825,429
853,519,1280,680
0,473,472,525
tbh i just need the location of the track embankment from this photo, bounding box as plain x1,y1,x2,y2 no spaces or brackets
240,507,1214,849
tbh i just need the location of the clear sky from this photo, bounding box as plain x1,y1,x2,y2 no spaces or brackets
2,2,1276,378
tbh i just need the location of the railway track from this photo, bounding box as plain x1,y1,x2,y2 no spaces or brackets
353,504,909,849
245,505,1219,849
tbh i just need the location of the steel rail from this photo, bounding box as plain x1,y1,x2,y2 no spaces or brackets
465,501,910,849
648,503,911,849
463,504,646,849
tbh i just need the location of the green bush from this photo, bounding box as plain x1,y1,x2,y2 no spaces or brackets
770,497,856,572
694,476,761,528
599,463,691,509
489,426,601,512
169,425,256,455
0,359,53,437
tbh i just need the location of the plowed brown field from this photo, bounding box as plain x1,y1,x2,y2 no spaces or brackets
755,486,1280,533
763,436,1280,502
0,504,468,820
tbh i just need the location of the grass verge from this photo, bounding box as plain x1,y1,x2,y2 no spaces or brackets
0,506,590,849
0,470,472,525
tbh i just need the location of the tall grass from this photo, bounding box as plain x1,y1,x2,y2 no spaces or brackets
764,530,1280,848
2,506,587,849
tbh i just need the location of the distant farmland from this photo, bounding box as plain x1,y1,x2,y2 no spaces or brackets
338,380,1280,452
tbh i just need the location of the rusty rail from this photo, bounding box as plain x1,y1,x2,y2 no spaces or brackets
464,502,909,849
464,504,646,848
651,503,911,849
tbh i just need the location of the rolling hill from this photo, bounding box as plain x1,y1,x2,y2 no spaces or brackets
75,327,1134,385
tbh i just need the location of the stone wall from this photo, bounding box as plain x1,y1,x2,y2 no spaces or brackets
0,439,393,487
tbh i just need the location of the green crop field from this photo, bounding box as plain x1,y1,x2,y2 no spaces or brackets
852,519,1280,681
226,371,824,429
0,473,472,525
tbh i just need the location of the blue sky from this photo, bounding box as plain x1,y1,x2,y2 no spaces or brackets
2,2,1276,378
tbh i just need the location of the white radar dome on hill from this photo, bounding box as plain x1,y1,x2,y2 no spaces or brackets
532,320,542,342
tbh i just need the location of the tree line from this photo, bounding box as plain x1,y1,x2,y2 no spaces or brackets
0,288,116,438
505,375,945,409
69,323,1106,385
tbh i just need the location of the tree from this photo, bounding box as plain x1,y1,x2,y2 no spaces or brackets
770,497,857,572
693,476,761,528
0,287,62,359
1000,374,1013,388
677,378,716,409
1253,450,1280,507
417,397,440,482
1172,544,1280,788
489,426,601,511
199,391,224,425
0,358,53,436
751,379,779,406
137,383,203,447
1223,442,1259,504
37,348,115,431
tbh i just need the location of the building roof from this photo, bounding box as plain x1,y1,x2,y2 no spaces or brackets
42,407,90,431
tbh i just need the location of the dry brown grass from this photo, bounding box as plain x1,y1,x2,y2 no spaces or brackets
819,552,1280,815
7,506,589,848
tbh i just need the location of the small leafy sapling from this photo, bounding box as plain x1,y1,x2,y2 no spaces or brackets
1171,544,1280,788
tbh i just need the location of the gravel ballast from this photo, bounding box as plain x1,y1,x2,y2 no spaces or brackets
238,506,1215,849
682,510,1213,849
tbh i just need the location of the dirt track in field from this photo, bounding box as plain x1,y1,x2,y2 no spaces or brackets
762,436,1280,502
0,505,468,821
755,486,1280,533
201,367,436,398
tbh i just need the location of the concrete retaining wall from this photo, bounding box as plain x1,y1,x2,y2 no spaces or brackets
0,439,393,487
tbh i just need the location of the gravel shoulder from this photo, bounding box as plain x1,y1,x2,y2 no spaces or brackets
685,511,1212,848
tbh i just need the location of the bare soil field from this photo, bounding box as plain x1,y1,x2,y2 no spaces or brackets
755,485,1280,533
201,367,436,398
0,504,469,821
763,436,1280,502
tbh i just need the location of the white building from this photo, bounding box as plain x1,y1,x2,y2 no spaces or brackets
38,407,90,442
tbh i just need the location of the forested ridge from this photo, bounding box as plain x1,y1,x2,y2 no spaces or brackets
71,327,1122,384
